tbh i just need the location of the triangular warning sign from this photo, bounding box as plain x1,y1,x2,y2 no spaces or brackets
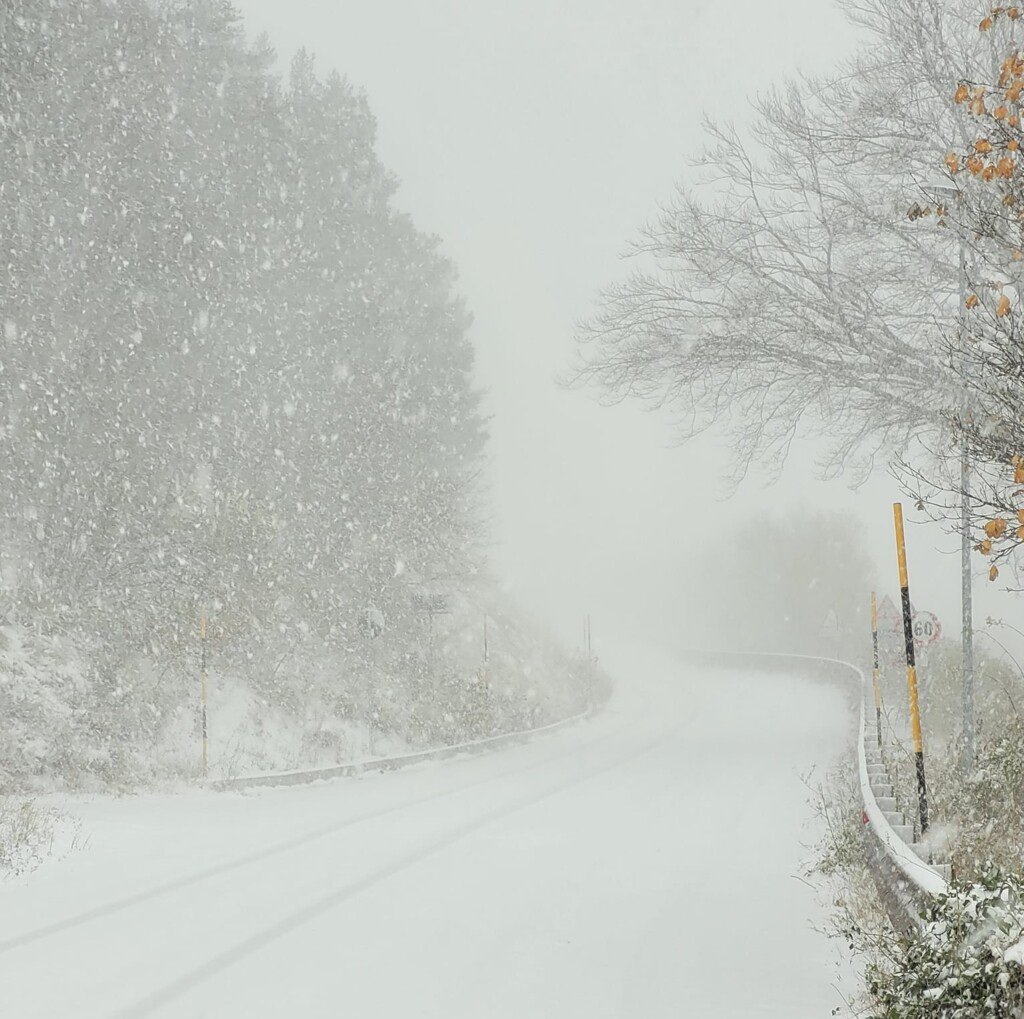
877,594,903,633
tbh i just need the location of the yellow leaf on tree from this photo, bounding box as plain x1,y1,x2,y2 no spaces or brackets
966,293,981,308
998,156,1017,177
986,519,1008,539
986,518,1009,537
997,105,1010,120
967,155,985,175
983,163,998,181
979,539,994,555
955,83,971,104
998,294,1013,316
976,138,994,153
1016,461,1024,483
982,15,994,30
1011,7,1021,18
1008,80,1024,102
971,96,989,116
990,564,1000,581
1018,524,1024,539
945,152,960,174
1011,115,1022,128
1010,139,1021,151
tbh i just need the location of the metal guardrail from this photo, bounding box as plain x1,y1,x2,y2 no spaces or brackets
856,681,949,932
209,690,606,792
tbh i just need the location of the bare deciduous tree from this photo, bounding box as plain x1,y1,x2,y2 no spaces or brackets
573,0,991,490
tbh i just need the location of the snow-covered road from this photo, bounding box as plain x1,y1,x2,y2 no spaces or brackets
1,649,857,1018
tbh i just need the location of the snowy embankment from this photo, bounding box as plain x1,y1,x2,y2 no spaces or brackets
0,592,597,792
1,646,857,1018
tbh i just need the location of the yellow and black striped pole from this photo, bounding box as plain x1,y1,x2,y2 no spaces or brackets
893,504,928,834
200,605,209,777
871,591,883,749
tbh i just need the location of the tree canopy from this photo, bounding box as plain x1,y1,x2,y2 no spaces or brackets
573,0,993,490
0,0,539,785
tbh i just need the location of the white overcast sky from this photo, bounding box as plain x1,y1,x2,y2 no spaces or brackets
229,0,994,650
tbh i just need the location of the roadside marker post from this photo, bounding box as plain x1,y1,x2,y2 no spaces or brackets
870,592,883,749
482,614,489,686
200,606,209,778
893,503,929,835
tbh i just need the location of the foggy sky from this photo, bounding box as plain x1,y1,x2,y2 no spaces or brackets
229,0,995,653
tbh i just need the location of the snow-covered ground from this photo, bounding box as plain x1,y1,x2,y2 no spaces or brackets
1,647,857,1017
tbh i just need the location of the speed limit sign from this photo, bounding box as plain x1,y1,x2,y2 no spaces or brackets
911,610,941,646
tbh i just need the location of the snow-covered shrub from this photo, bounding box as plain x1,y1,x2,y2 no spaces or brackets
0,798,77,876
0,627,92,789
872,637,1024,881
865,872,1024,1019
942,718,1024,884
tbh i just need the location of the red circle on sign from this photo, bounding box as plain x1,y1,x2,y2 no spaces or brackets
911,610,941,646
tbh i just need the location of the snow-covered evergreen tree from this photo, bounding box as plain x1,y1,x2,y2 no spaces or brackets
0,0,509,786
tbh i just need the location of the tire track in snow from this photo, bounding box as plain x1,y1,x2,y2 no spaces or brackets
0,715,628,955
111,726,671,1019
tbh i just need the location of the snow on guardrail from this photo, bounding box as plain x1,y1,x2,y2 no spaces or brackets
209,695,605,792
855,673,948,897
